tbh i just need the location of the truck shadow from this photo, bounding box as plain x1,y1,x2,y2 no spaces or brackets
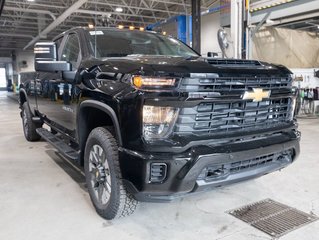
45,149,87,191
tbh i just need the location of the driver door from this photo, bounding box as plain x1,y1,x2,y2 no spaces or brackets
36,33,81,134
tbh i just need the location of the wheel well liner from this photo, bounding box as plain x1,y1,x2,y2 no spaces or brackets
77,100,123,164
19,89,28,106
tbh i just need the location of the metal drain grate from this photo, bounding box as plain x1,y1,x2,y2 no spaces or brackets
228,199,318,238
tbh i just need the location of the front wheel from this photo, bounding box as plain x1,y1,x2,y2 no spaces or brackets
84,127,138,219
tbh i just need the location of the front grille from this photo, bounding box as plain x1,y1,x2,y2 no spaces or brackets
180,75,291,92
176,98,292,135
176,74,293,136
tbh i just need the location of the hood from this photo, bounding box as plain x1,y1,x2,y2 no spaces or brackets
82,55,292,77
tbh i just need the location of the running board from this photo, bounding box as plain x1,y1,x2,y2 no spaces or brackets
36,128,79,161
32,116,42,124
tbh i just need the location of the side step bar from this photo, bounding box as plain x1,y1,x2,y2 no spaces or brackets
32,116,42,124
36,128,79,161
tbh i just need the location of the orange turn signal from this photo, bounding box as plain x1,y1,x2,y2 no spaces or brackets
133,76,143,88
132,76,176,88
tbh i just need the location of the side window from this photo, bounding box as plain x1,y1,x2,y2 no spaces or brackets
61,34,81,69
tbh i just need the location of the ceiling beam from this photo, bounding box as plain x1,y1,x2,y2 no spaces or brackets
1,14,53,21
89,1,191,15
0,0,5,17
250,0,319,24
3,6,56,20
24,0,89,50
146,0,207,9
0,33,34,38
265,11,319,27
75,9,166,20
5,0,65,9
147,0,194,7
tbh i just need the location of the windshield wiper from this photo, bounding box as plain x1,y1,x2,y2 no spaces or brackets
184,55,200,60
106,53,129,57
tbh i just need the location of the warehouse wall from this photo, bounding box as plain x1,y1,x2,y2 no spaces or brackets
156,20,178,39
0,57,11,63
252,27,319,68
0,57,13,89
201,12,222,57
291,68,319,89
15,51,35,73
0,67,6,88
151,12,222,58
292,68,319,113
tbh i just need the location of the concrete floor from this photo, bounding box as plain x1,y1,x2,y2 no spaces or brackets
1,91,319,240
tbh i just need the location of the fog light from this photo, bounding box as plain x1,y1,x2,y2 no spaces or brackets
149,163,167,183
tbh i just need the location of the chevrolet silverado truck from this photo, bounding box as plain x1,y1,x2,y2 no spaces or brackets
19,27,300,219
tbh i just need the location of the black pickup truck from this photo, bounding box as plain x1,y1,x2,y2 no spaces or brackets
19,27,300,219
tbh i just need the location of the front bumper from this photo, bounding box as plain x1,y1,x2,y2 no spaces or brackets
119,130,300,202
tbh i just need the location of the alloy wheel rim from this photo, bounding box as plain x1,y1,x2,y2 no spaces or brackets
88,144,111,205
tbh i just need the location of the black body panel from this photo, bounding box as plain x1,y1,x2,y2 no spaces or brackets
19,27,300,202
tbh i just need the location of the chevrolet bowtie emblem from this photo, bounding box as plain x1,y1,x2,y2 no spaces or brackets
242,88,271,102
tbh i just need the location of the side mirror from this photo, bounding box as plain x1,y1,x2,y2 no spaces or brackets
34,42,71,72
207,52,218,58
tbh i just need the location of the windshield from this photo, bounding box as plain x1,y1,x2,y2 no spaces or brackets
88,29,199,58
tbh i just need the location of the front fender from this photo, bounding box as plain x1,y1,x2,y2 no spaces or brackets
77,100,123,146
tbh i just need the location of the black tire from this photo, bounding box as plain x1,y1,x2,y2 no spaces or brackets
84,127,138,219
21,102,41,142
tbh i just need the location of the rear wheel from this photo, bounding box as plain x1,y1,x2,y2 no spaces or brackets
21,102,41,142
84,127,138,219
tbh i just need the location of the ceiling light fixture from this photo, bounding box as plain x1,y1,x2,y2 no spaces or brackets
118,25,124,29
88,23,94,29
139,27,145,31
129,26,135,30
115,7,123,12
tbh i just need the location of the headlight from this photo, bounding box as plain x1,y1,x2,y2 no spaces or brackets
132,76,176,90
289,87,298,121
143,105,179,140
289,97,297,121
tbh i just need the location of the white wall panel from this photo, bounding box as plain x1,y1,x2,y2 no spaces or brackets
200,12,221,57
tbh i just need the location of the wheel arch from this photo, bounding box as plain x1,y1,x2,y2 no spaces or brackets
19,88,28,107
77,100,123,165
